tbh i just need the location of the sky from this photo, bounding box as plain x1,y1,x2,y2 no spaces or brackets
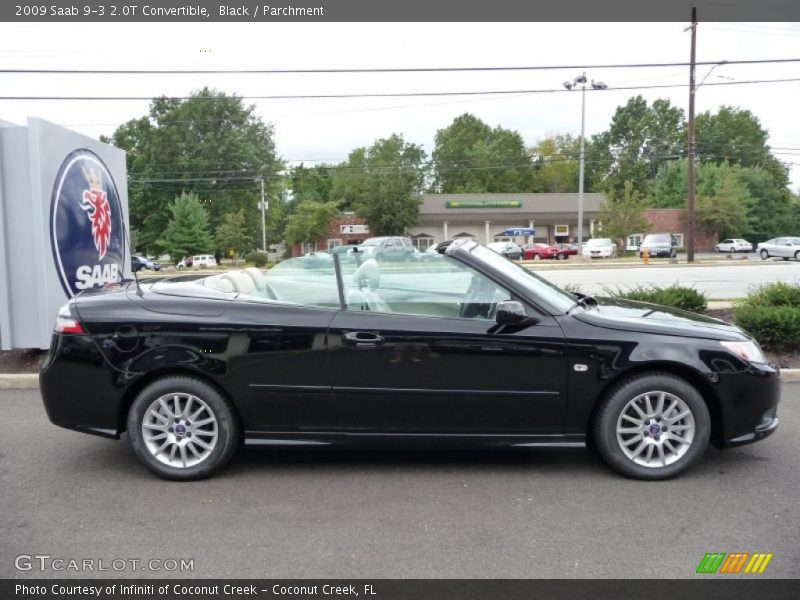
1,21,799,188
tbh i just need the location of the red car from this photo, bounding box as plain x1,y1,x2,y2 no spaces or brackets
522,243,574,260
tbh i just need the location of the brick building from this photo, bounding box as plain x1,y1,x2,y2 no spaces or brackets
629,208,716,252
290,212,370,257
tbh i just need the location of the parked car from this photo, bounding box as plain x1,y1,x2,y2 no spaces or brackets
131,255,161,272
757,237,800,261
639,233,677,259
487,241,523,260
715,239,753,253
177,255,217,270
357,236,416,261
41,238,779,481
522,243,570,261
554,243,580,257
583,238,618,259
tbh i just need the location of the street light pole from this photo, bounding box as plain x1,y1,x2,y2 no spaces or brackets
578,80,586,249
259,177,267,253
687,6,697,263
563,73,606,250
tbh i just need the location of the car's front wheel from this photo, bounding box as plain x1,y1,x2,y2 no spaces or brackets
760,249,769,260
127,376,240,481
593,373,710,480
533,254,542,260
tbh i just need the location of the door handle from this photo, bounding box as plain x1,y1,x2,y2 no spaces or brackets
342,331,385,349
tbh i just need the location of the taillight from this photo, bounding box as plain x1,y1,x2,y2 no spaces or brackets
54,304,86,335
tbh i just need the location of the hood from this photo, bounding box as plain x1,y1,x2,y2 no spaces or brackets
573,297,748,341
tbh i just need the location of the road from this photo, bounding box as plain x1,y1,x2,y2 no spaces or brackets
1,387,798,579
536,261,800,299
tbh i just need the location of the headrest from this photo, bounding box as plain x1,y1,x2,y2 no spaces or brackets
353,258,380,291
222,271,255,295
243,267,266,290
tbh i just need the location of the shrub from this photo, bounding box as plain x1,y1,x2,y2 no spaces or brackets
608,284,708,314
733,304,800,352
244,251,268,268
742,281,800,309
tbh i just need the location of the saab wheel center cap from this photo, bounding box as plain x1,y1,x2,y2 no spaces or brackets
174,423,187,437
649,423,661,435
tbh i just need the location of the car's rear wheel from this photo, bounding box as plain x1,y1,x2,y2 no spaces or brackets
533,254,542,260
127,376,239,481
593,373,710,480
760,249,769,260
795,251,800,262
730,247,736,254
557,253,566,260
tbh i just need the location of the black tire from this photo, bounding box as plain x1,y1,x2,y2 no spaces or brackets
730,248,736,254
533,254,542,260
593,372,710,480
127,376,240,481
760,249,769,260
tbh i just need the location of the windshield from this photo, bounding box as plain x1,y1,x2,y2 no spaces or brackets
359,239,381,247
469,245,576,313
586,239,611,247
643,234,671,245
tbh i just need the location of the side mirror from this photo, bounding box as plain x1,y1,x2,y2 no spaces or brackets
496,300,530,325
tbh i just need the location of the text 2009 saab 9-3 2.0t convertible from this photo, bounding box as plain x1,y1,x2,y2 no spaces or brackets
41,239,779,481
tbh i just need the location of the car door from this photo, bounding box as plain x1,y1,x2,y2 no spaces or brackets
219,259,342,432
773,238,788,257
328,255,568,433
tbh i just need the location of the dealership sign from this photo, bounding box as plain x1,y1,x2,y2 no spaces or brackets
0,118,129,349
50,150,126,296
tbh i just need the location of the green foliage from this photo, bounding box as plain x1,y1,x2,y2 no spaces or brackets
162,192,214,261
733,283,800,351
284,201,340,246
215,210,254,259
597,180,651,249
592,96,686,195
332,134,425,235
734,305,800,352
609,284,708,314
244,251,269,267
530,135,580,193
695,172,748,239
432,113,535,193
106,87,281,253
651,159,796,242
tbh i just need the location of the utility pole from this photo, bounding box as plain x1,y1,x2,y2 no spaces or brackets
259,177,267,253
687,6,697,263
578,77,586,250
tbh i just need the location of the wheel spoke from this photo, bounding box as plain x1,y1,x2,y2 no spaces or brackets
194,428,216,437
656,443,666,466
184,396,194,418
192,437,213,450
631,401,647,420
149,432,167,441
667,410,691,424
154,439,170,456
168,443,178,461
173,395,182,417
644,444,655,463
187,441,202,459
655,392,665,417
669,433,690,445
622,436,642,447
143,422,167,431
158,398,174,418
193,417,216,428
179,444,188,468
617,427,642,435
621,414,642,426
644,395,654,416
664,439,677,454
630,440,647,459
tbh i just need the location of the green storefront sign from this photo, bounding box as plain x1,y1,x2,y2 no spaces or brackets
445,200,522,209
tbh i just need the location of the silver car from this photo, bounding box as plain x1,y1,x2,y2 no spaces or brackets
715,238,753,253
757,237,800,261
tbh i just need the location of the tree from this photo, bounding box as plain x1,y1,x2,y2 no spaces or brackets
332,134,425,235
216,210,254,263
161,192,214,261
592,96,686,195
104,87,282,253
432,113,535,193
283,201,340,247
695,173,749,240
530,135,580,193
598,180,651,249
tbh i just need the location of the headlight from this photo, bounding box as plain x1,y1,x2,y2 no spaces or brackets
720,340,766,364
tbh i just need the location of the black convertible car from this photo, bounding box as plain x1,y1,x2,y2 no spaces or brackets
41,238,779,481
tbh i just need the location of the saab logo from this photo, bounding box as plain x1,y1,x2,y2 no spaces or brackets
696,552,773,574
50,149,126,296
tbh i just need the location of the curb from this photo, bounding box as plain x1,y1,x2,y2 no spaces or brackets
0,374,39,389
1,371,799,389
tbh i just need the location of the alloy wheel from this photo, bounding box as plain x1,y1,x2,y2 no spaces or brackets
615,391,695,468
141,393,219,469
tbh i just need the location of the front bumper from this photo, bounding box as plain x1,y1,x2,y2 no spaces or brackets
716,363,780,448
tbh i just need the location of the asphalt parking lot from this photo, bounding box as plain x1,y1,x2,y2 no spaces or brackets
1,386,798,579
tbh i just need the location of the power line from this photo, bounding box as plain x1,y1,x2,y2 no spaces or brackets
2,77,800,101
3,57,800,75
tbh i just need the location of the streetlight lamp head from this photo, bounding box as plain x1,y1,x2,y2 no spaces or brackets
563,81,573,90
574,73,587,84
592,81,608,90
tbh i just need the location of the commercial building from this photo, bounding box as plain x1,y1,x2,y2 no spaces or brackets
407,193,605,249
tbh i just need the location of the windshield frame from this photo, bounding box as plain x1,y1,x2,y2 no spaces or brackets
446,240,577,315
